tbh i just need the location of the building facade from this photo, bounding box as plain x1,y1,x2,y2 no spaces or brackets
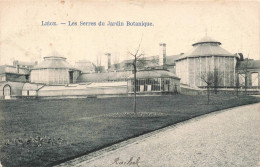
30,53,80,85
236,59,260,89
0,65,30,83
127,68,181,94
1,36,259,99
175,36,239,87
74,60,96,74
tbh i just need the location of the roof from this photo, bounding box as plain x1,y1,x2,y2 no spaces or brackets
13,60,37,66
192,36,221,46
75,60,96,73
176,36,238,61
37,82,127,92
117,56,159,71
22,83,45,91
119,55,159,65
75,60,94,64
32,52,78,70
165,54,181,65
77,71,132,82
119,59,133,65
0,65,30,75
128,69,180,79
237,60,260,70
87,82,127,87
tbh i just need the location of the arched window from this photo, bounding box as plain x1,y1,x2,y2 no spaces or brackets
3,84,11,99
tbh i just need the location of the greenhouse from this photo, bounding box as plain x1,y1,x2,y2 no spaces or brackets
127,68,181,94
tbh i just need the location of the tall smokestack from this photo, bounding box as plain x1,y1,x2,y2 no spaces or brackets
159,43,166,65
16,65,20,73
105,53,111,69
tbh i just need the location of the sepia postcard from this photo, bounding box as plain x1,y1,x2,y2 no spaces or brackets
0,0,259,166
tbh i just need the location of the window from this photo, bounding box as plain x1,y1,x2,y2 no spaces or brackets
69,71,74,84
160,78,170,92
151,78,160,91
136,80,140,92
251,73,259,87
25,75,29,82
3,85,11,96
0,75,6,81
144,79,147,91
130,78,163,92
161,79,165,91
239,73,245,86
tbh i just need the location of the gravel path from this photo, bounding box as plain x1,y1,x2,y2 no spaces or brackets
58,103,260,167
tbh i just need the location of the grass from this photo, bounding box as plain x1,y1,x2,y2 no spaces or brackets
0,95,259,167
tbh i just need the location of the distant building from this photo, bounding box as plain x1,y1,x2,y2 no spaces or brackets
0,82,26,99
113,55,159,72
0,61,36,99
236,59,260,89
30,52,80,85
13,60,37,70
0,65,30,82
75,60,96,74
163,54,182,74
1,35,259,100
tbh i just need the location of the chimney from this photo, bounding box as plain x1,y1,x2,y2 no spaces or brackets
105,53,111,69
16,65,20,73
238,53,244,61
159,43,166,65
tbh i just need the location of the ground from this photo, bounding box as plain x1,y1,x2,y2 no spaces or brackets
70,103,260,167
0,95,259,167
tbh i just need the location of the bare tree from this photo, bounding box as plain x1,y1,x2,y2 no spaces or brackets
237,53,250,95
149,56,159,66
200,70,214,105
213,67,222,94
128,38,144,114
136,57,147,69
114,63,120,71
235,73,240,97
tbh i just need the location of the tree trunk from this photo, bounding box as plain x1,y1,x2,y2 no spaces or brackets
236,75,239,97
133,58,137,114
244,75,247,95
214,86,217,94
207,86,210,105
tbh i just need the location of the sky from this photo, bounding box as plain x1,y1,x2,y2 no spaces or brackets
0,0,259,67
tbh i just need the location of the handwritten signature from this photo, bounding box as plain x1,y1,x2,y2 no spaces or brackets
111,157,141,167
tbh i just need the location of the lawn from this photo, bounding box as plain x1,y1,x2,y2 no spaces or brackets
0,95,259,167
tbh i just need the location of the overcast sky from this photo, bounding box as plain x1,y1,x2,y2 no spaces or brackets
0,0,259,66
